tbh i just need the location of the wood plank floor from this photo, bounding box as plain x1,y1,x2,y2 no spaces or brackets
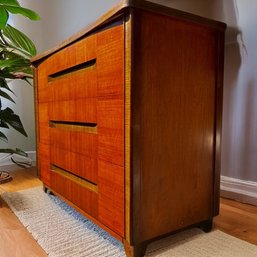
0,166,47,257
0,167,257,257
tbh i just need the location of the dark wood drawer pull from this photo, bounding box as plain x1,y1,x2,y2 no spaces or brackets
51,164,98,193
48,58,96,82
49,120,97,134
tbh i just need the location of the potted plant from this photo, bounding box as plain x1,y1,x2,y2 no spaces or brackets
0,0,40,183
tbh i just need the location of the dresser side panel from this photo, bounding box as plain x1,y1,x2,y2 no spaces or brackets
132,10,224,242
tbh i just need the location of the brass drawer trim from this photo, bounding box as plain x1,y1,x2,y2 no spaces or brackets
51,164,98,193
49,121,97,134
48,58,96,82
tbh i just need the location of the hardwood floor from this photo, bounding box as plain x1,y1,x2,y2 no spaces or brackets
214,198,257,246
0,166,47,257
0,166,257,257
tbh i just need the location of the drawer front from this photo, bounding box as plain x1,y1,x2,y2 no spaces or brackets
48,98,97,123
48,68,97,102
50,147,97,183
36,23,125,238
45,34,96,77
51,169,98,218
37,33,97,104
49,125,97,183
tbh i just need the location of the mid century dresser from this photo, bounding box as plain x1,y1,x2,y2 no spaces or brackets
32,1,226,256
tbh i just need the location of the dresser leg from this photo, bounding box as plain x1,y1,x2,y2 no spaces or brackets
43,184,48,193
124,241,147,257
199,219,213,232
42,184,54,195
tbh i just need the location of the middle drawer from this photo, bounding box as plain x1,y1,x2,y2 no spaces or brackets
49,126,97,184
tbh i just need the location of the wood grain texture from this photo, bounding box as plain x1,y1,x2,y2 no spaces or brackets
97,97,124,167
96,24,125,236
50,128,97,183
48,98,97,123
132,10,221,243
48,68,97,102
38,143,50,186
124,11,133,244
51,171,98,218
98,160,124,236
45,34,96,76
96,22,124,97
38,103,49,145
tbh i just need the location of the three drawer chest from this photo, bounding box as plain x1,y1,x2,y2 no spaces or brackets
32,1,226,256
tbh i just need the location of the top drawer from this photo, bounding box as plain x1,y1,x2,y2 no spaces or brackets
46,34,96,75
37,34,97,103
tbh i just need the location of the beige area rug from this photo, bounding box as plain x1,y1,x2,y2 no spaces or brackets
2,187,257,257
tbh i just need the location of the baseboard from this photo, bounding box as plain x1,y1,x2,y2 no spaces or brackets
0,151,36,168
221,175,257,206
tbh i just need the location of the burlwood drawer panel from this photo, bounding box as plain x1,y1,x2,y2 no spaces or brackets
45,34,96,76
96,24,124,96
97,96,124,167
38,143,50,186
48,98,97,123
51,171,98,218
50,128,97,157
48,68,97,102
50,147,97,183
98,160,124,236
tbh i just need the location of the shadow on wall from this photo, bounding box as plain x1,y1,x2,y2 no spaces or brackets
241,78,257,179
221,0,243,179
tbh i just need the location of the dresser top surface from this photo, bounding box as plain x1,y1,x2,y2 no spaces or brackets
31,0,226,63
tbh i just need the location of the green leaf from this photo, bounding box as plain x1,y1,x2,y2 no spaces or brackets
0,89,15,103
0,50,31,70
3,24,37,56
0,6,8,29
0,57,30,69
0,78,14,94
0,0,20,6
0,131,8,142
0,107,27,137
0,68,17,79
0,148,28,157
2,5,40,21
0,120,9,128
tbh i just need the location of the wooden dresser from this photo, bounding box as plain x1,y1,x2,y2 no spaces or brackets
32,1,226,256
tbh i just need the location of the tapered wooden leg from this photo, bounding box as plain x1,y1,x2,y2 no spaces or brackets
124,240,147,257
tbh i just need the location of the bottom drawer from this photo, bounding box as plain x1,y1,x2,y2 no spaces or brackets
51,168,98,218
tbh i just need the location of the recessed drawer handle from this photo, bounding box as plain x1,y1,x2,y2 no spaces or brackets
51,164,98,193
48,58,96,82
49,120,97,134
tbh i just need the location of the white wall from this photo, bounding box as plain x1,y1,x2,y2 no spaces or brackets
3,0,257,183
22,0,120,53
221,0,257,182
